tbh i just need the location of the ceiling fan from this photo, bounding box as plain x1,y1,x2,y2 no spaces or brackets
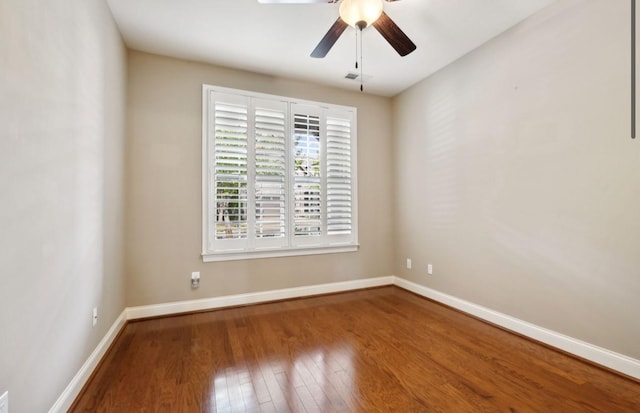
257,0,417,58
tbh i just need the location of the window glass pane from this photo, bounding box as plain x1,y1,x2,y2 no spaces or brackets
293,114,321,237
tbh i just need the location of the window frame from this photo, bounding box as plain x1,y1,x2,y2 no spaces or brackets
202,84,358,262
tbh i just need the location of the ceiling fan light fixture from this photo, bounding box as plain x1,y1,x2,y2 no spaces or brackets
339,0,383,29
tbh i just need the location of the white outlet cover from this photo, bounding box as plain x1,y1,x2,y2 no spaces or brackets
191,271,200,280
406,258,412,270
0,391,8,413
92,307,98,327
427,264,433,275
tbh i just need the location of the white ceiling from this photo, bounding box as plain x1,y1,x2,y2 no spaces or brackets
106,0,556,96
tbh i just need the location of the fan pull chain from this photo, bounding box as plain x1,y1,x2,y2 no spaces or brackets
355,29,358,69
360,26,364,92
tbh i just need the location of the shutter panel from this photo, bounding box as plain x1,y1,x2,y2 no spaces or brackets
213,96,249,241
326,115,352,236
293,110,322,238
254,100,287,241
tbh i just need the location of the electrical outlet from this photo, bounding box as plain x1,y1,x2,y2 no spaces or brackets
0,391,8,413
427,264,433,275
406,258,412,270
92,307,98,327
191,271,200,289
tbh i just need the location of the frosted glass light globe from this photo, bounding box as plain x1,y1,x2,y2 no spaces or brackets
339,0,384,28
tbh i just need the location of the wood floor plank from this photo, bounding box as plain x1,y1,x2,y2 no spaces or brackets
71,286,640,412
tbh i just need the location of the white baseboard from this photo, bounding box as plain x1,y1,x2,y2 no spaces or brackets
126,276,394,320
49,309,127,413
393,277,640,380
52,274,640,412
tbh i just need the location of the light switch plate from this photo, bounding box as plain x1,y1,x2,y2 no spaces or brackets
0,391,8,413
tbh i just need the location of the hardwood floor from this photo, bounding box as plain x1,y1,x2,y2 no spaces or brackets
71,286,640,412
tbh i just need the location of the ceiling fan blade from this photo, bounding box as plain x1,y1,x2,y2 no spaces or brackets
257,0,337,3
257,0,396,2
257,0,395,3
311,17,348,58
372,11,416,57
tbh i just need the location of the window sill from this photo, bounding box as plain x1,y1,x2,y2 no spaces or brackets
202,244,359,262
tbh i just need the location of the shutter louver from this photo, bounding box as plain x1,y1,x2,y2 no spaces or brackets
214,102,248,240
255,105,286,239
326,116,352,235
293,113,322,237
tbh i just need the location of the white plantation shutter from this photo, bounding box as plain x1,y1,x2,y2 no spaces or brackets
326,112,353,239
254,99,287,248
203,85,357,260
292,105,323,243
212,93,249,251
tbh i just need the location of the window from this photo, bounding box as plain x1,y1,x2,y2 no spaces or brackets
202,85,358,261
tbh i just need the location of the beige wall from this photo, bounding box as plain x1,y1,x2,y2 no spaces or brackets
393,0,640,360
0,0,127,411
125,51,394,306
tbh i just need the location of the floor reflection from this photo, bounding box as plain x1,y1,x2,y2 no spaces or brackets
211,345,355,412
